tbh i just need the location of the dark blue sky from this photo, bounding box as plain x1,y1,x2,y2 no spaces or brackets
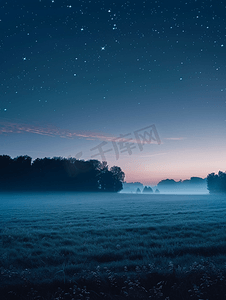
0,0,225,184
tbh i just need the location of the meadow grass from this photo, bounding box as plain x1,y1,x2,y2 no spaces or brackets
1,192,226,299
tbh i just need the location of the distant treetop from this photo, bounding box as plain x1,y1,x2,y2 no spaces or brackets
143,186,153,193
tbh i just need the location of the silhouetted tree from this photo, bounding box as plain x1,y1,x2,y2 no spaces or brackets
0,155,12,178
0,155,125,192
158,179,177,186
157,177,207,193
143,186,153,193
207,171,226,193
97,164,124,192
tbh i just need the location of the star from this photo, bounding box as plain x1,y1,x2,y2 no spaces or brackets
101,46,106,51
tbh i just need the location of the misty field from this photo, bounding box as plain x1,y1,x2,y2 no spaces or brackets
1,192,226,299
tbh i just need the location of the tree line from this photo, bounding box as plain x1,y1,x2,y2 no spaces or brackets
0,155,125,192
207,171,226,193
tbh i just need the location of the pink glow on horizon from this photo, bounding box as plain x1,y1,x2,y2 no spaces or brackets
116,147,226,185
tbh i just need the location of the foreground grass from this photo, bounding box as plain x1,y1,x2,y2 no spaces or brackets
1,261,226,299
1,193,226,299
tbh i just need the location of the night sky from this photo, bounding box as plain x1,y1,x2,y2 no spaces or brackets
0,0,226,185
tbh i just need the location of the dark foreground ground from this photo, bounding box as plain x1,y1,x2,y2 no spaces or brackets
1,263,226,300
2,193,226,299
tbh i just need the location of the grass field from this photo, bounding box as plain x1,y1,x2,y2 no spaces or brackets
1,192,226,299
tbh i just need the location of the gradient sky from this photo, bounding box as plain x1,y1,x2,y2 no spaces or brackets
0,0,226,185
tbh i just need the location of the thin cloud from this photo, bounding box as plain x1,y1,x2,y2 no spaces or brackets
0,121,114,141
165,137,186,141
0,120,162,146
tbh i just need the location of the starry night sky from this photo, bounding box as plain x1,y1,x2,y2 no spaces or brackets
0,0,226,184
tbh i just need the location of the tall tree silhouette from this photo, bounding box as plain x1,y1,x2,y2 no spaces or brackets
207,171,226,193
